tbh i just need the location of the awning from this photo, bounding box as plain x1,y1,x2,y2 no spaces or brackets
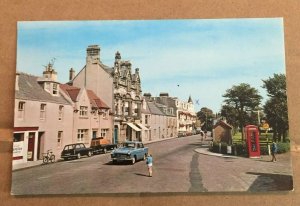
127,123,141,131
136,123,149,131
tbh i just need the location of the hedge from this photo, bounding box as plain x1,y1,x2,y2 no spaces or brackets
210,141,290,156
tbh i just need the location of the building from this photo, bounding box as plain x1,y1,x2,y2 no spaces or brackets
60,84,112,146
13,64,73,165
213,120,233,144
142,93,177,142
68,45,115,142
176,95,197,136
112,51,144,143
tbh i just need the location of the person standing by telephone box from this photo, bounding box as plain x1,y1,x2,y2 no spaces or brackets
245,125,261,158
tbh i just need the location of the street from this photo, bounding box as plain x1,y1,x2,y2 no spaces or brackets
11,135,293,195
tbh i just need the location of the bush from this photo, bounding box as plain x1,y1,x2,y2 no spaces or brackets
277,142,290,154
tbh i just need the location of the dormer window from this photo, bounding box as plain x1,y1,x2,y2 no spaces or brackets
53,83,58,95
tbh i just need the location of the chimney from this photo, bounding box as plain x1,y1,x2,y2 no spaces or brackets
135,68,139,74
159,92,169,97
69,68,75,81
86,45,100,64
143,93,152,100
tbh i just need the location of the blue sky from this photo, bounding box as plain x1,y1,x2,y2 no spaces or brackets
17,18,286,113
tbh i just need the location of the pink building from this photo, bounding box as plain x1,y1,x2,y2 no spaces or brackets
60,84,112,145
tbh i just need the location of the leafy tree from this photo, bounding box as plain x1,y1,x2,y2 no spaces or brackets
222,83,262,139
196,107,214,131
220,105,239,134
262,74,288,142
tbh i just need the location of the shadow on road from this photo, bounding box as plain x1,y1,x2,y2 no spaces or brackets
134,173,149,177
104,161,131,166
246,172,293,191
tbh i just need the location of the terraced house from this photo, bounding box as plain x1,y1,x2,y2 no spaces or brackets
13,64,73,165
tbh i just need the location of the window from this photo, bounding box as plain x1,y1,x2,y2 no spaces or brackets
57,131,63,147
53,83,58,95
58,105,64,120
100,129,109,138
145,115,150,125
13,133,24,142
40,103,46,120
77,129,88,142
18,101,25,119
79,106,88,117
102,110,107,119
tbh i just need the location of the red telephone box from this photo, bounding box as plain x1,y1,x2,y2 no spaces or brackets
245,125,260,158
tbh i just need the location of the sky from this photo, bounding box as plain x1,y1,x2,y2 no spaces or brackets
17,18,286,113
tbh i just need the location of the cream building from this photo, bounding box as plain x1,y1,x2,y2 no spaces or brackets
13,64,73,165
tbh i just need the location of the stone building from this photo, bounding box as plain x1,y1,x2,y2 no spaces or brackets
13,64,73,165
112,51,144,143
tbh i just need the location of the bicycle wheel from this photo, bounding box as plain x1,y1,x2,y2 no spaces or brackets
50,155,55,163
43,156,48,164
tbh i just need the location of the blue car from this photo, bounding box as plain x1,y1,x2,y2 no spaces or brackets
111,141,148,164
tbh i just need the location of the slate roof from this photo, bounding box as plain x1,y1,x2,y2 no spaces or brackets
15,73,70,105
155,96,178,114
146,101,165,115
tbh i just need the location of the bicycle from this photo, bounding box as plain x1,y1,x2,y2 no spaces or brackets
42,149,55,164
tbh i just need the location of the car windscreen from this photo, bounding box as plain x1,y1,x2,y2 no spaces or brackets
123,143,135,148
64,145,75,150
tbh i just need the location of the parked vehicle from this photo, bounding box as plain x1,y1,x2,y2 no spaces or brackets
42,149,55,164
90,137,117,154
111,141,148,164
61,143,93,161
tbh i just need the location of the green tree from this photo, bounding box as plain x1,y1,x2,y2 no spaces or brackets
196,107,214,131
262,74,288,142
223,83,262,139
220,105,239,134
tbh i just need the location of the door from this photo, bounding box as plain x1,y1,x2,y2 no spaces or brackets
114,126,118,144
27,132,35,161
37,132,44,160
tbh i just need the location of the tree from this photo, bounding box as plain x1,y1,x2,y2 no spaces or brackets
196,107,214,131
220,105,239,134
223,83,262,139
262,74,288,142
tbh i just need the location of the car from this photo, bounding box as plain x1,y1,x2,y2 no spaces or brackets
110,141,148,164
61,143,93,160
90,137,117,154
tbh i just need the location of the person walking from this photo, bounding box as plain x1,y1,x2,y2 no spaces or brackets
146,154,153,177
271,141,278,162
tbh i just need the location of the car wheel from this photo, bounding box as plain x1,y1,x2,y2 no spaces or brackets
64,158,68,161
77,153,81,159
112,160,117,164
88,151,92,157
131,157,136,164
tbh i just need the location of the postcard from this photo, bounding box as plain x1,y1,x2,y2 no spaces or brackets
11,18,293,195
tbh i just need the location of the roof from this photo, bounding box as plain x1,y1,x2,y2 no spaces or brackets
60,84,110,109
86,90,110,109
146,101,165,115
213,120,233,129
59,84,80,102
155,96,178,114
15,73,70,105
